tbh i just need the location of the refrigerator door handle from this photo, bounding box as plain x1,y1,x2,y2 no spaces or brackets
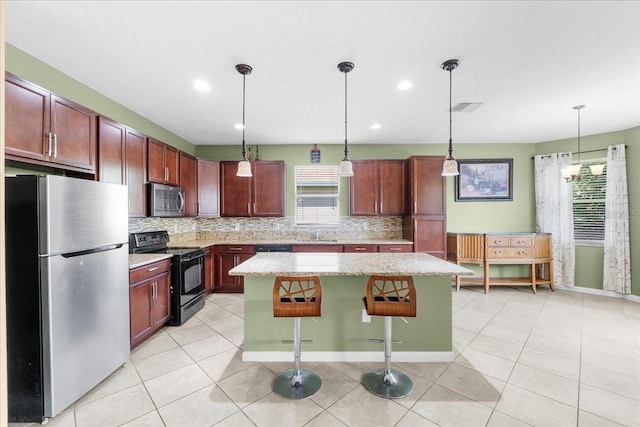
61,243,124,258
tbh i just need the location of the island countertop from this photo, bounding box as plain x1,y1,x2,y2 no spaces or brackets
229,252,473,277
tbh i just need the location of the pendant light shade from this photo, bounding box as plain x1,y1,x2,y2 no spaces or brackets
338,61,354,177
236,64,253,177
441,59,460,176
589,163,605,177
562,104,585,182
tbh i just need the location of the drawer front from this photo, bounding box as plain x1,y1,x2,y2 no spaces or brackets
344,244,377,253
486,247,533,259
378,244,413,253
130,259,171,284
215,245,255,254
486,236,510,247
510,236,533,247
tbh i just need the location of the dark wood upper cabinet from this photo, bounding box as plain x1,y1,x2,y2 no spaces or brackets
98,117,126,184
406,156,446,215
97,116,146,217
179,152,198,217
197,159,220,218
350,160,405,215
253,161,285,216
147,137,179,186
5,73,96,173
125,128,147,217
220,161,252,216
220,160,285,217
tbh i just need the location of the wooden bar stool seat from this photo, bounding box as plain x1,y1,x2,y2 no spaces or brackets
272,276,322,399
362,275,416,399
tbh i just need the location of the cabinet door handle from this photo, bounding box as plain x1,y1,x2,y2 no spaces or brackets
495,239,503,244
389,247,402,251
374,202,377,213
230,247,243,251
247,203,251,214
517,250,526,255
380,201,383,212
253,202,256,213
47,132,53,156
52,133,58,158
517,239,526,244
234,256,239,267
495,250,502,255
354,247,367,251
164,167,168,182
148,266,160,272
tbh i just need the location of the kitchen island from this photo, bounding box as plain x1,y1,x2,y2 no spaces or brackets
229,252,472,362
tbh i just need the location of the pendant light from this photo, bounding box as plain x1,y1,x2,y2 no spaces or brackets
441,59,460,176
338,61,354,177
562,104,585,182
236,64,253,177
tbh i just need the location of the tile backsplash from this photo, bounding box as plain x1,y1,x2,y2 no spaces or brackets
129,216,403,242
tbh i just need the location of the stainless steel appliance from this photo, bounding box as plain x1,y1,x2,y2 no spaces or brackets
5,175,130,423
148,182,185,217
129,231,205,325
255,244,292,252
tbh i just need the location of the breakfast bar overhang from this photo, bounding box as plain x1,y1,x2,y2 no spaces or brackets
230,252,473,363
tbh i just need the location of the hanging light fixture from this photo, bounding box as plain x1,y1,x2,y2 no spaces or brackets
441,59,460,176
338,61,354,177
236,64,253,177
589,163,605,177
561,104,585,182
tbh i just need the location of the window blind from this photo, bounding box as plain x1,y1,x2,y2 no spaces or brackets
295,166,340,224
572,161,607,242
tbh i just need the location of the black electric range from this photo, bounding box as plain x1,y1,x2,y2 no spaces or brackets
129,231,205,325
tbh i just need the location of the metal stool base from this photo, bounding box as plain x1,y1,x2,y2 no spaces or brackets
362,368,413,399
273,369,322,400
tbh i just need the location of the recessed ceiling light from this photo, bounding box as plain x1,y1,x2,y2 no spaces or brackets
193,80,211,92
371,123,381,130
397,81,413,91
234,123,244,130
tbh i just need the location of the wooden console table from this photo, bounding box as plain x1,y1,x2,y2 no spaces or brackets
447,233,554,294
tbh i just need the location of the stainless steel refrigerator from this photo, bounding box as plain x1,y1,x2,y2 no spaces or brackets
5,175,130,423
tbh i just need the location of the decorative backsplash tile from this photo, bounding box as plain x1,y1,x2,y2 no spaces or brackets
129,216,403,242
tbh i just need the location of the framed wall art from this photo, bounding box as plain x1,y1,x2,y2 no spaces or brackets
455,158,513,201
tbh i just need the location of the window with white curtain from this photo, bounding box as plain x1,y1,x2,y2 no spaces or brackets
295,166,339,224
572,159,607,243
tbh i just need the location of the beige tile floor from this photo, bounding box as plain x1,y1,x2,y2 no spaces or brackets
10,286,640,427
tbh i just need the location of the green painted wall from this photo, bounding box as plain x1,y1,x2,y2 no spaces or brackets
5,44,196,155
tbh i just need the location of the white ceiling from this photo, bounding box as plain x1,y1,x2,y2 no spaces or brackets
5,1,640,146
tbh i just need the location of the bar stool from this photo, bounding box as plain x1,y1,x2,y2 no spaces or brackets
272,275,322,399
362,275,416,399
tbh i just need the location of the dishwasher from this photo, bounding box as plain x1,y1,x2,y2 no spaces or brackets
255,244,292,252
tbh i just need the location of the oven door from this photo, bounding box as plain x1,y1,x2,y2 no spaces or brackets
178,254,205,306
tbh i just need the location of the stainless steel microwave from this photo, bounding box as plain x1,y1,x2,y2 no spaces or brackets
148,183,185,217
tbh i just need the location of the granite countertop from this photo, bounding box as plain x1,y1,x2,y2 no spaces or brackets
129,253,173,269
228,252,473,277
170,238,414,248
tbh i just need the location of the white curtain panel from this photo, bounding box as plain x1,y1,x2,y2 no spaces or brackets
603,144,631,294
534,153,575,287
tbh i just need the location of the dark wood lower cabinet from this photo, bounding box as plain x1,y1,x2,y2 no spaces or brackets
129,259,171,349
214,245,255,292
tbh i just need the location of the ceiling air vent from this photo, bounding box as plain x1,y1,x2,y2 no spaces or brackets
451,102,483,112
